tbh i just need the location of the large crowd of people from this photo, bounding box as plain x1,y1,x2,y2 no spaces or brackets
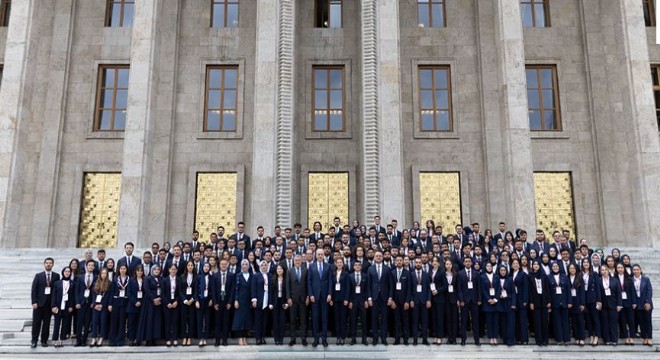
30,217,654,349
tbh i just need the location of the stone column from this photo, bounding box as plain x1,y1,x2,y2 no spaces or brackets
0,0,37,247
360,0,381,222
117,0,162,247
250,0,279,231
275,0,295,228
376,0,405,223
30,0,76,246
493,0,536,232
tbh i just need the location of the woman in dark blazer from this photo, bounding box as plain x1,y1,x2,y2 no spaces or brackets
195,262,212,346
596,264,622,345
496,266,516,346
51,267,75,347
329,258,349,345
568,263,586,345
511,259,529,345
581,258,601,345
529,260,551,346
481,262,500,345
430,256,447,345
108,264,129,346
631,264,653,346
232,259,254,346
90,268,111,346
141,265,163,346
443,259,458,344
126,264,145,346
615,263,634,345
269,264,288,345
179,261,196,346
548,262,571,345
162,264,180,346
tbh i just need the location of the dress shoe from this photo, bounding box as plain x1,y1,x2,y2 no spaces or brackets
393,339,400,345
31,341,37,348
223,340,228,346
460,340,466,346
372,339,378,346
312,340,319,347
350,339,356,345
215,339,220,346
302,339,308,346
336,339,341,346
475,341,481,346
288,339,296,346
403,339,409,346
413,339,418,346
322,339,328,347
361,338,368,345
423,339,430,346
382,339,388,346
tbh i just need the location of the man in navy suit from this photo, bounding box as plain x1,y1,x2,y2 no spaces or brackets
390,255,411,345
30,257,60,348
416,229,432,253
190,230,201,253
372,215,386,235
348,261,369,345
213,259,235,346
457,257,481,346
230,221,250,250
310,221,324,243
367,251,392,345
410,258,432,345
307,249,330,347
117,242,141,276
75,260,97,346
530,229,550,255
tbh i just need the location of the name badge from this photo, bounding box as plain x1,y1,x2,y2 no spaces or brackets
119,290,126,298
171,292,175,300
430,283,436,292
355,286,361,294
335,283,341,291
604,288,611,297
278,291,283,298
221,284,226,292
555,287,562,295
536,286,543,294
137,291,143,299
467,281,473,290
264,284,268,291
204,289,208,298
84,289,90,298
501,290,507,298
62,294,68,302
636,290,641,297
416,284,422,293
156,288,161,297
621,292,628,300
489,288,495,297
515,286,518,294
396,282,402,291
186,287,192,295
44,287,51,295
584,284,588,291
95,294,102,303
448,285,454,293
571,289,576,297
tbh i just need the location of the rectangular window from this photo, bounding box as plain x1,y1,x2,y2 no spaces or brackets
526,65,560,131
313,66,345,131
521,0,549,28
533,172,576,242
105,0,134,27
315,0,342,28
419,172,462,230
94,65,129,131
205,66,238,132
0,0,9,27
418,65,452,131
195,173,237,239
645,0,656,27
78,173,121,248
211,0,239,28
308,173,348,232
652,65,660,128
417,0,446,28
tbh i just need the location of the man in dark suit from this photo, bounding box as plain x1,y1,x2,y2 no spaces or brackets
229,221,250,250
165,245,186,276
454,224,468,245
30,257,60,348
310,221,324,243
307,249,330,347
213,259,235,346
416,230,433,253
286,254,309,346
390,255,411,345
410,258,432,345
372,215,386,235
117,242,141,276
348,261,368,345
493,222,507,242
95,249,106,275
75,260,97,346
191,230,202,253
558,248,575,275
367,251,392,345
457,257,481,346
530,229,550,255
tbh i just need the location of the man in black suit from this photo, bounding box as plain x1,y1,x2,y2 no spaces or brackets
230,221,250,250
310,221,324,243
493,222,507,242
366,251,392,345
286,255,309,346
213,259,235,346
348,261,369,345
390,255,411,345
457,257,481,346
191,230,201,253
165,244,185,276
117,242,141,276
373,215,386,235
30,257,59,348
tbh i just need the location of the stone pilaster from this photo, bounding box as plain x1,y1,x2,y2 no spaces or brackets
275,0,295,228
376,0,405,223
117,0,162,247
250,0,279,231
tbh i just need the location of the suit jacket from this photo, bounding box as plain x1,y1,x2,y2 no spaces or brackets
632,276,653,309
31,271,60,307
569,275,585,313
348,271,368,303
212,271,235,304
165,257,186,276
415,239,433,253
162,276,180,304
480,273,501,312
512,270,529,306
457,268,480,304
597,276,622,309
582,272,600,304
390,267,412,304
285,265,308,303
329,270,350,302
307,261,331,299
547,272,572,308
410,269,432,304
366,263,392,302
496,277,516,312
110,276,130,307
528,274,551,308
126,278,144,314
117,256,141,276
430,269,448,303
195,272,213,304
269,275,287,307
75,273,97,306
251,272,271,309
530,241,550,255
310,232,325,243
51,279,74,310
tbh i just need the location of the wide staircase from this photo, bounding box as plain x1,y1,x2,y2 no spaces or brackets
0,247,658,358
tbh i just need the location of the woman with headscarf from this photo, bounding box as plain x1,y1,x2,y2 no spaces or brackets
232,259,254,346
481,262,500,345
528,260,550,346
141,265,163,346
496,265,516,346
51,266,75,348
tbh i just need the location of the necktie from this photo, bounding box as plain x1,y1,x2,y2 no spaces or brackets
128,256,132,265
318,263,322,279
288,260,292,269
418,270,422,283
377,265,381,280
86,274,91,288
467,270,471,281
296,267,301,282
46,273,51,287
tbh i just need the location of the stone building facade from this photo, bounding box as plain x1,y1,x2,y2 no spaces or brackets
0,0,659,249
